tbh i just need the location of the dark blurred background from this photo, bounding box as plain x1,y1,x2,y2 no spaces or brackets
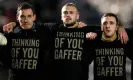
0,0,132,80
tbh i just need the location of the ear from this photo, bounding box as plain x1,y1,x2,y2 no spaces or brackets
33,14,36,21
115,25,118,31
101,26,103,31
16,15,19,21
76,12,80,20
61,14,63,20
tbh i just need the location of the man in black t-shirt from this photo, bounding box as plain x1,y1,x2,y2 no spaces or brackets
86,13,129,80
0,2,52,80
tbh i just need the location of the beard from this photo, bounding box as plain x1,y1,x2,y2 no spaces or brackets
64,21,77,28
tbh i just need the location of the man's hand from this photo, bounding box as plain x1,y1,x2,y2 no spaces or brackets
86,32,97,40
78,21,87,28
3,22,16,33
118,28,129,44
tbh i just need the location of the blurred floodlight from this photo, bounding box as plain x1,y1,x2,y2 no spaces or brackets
110,4,119,14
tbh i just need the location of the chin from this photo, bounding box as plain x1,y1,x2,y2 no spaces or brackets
63,21,68,24
23,25,32,29
104,33,112,37
107,35,113,37
66,21,71,23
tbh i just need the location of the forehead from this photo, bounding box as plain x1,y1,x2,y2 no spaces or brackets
61,6,77,12
101,16,116,23
18,9,34,15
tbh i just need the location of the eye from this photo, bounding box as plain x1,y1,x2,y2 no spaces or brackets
103,21,107,25
63,11,68,14
20,15,25,18
28,15,32,18
70,11,73,14
110,21,114,25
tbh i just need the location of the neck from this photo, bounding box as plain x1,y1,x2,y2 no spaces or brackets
64,22,78,28
21,27,32,29
101,32,117,42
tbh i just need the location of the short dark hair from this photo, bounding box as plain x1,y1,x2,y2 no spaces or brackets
62,3,79,12
17,2,35,15
101,13,119,25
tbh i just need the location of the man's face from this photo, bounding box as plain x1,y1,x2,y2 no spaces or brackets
61,6,79,25
101,16,118,37
17,9,36,29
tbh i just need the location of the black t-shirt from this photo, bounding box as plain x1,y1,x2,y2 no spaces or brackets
3,24,52,80
50,25,96,80
87,32,129,80
125,28,133,80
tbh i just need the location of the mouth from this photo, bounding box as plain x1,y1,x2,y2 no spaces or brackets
24,23,29,25
65,18,71,21
106,30,110,32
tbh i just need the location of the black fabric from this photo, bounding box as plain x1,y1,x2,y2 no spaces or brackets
125,28,133,80
50,25,96,80
0,26,3,33
27,22,101,80
86,32,129,80
2,24,52,80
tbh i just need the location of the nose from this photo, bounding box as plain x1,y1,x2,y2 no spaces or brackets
24,18,28,22
65,15,69,18
65,12,70,17
24,17,28,22
106,23,110,28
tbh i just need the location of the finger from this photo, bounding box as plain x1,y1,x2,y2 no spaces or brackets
125,34,129,41
91,34,95,40
123,39,127,44
3,26,4,31
124,41,127,44
123,33,128,44
8,29,11,33
121,39,123,44
123,35,126,44
3,26,6,31
92,37,95,40
118,33,121,40
124,36,128,44
5,26,8,32
9,28,12,32
86,33,89,39
94,34,97,39
88,34,92,40
120,35,124,44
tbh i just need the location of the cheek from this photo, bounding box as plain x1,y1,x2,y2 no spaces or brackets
20,19,25,23
17,17,21,21
18,17,24,22
113,26,117,31
101,27,103,31
102,27,106,31
111,27,117,33
71,15,76,20
18,19,22,23
76,14,79,20
61,15,65,20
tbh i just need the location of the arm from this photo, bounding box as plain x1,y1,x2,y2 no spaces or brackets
2,21,57,32
86,26,129,44
85,28,101,40
3,22,17,33
78,21,87,28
